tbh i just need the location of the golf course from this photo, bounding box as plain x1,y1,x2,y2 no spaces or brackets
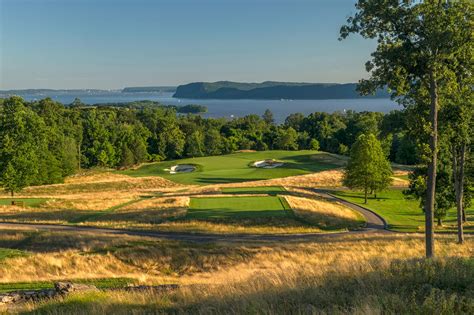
119,150,345,185
0,149,472,313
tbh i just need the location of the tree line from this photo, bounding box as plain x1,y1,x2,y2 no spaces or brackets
0,96,418,194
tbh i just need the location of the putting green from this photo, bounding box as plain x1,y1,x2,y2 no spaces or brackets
120,150,342,185
187,196,291,220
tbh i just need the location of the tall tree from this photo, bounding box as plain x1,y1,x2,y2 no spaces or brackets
343,133,393,203
340,0,473,257
442,80,473,243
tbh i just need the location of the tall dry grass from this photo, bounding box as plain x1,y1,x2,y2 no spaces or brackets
5,232,472,314
286,195,363,228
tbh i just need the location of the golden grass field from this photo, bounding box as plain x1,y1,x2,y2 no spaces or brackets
0,229,471,313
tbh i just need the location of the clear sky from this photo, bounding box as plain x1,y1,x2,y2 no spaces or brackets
0,0,374,89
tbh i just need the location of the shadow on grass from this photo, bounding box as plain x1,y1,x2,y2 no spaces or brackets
195,177,266,184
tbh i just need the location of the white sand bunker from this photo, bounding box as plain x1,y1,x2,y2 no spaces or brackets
253,159,284,169
167,164,196,174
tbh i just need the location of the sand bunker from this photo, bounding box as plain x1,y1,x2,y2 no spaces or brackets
253,159,284,169
167,164,196,174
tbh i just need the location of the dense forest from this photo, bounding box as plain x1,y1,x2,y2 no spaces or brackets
0,96,415,185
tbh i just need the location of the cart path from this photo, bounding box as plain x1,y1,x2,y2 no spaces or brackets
312,189,387,229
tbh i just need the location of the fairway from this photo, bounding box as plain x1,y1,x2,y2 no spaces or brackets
187,196,291,220
120,151,341,185
332,189,474,233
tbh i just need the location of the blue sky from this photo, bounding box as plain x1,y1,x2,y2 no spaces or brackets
0,0,374,89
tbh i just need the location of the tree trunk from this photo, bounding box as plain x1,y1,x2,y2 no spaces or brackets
437,216,442,227
425,71,438,258
364,187,368,204
78,144,82,171
10,190,14,198
454,143,466,244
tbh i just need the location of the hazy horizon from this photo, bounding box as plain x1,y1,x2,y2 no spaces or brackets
0,0,375,90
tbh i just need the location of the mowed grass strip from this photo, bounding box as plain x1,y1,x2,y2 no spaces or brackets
187,196,290,220
331,189,474,233
0,278,136,293
221,186,286,195
0,198,49,208
0,248,29,261
119,150,341,185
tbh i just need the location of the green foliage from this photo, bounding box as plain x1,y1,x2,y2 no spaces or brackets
0,97,46,195
309,138,320,151
275,127,298,150
262,109,274,125
343,133,393,203
405,165,456,226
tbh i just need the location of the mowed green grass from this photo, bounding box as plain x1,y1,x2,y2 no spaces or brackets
0,278,136,293
119,151,341,185
332,189,474,233
187,196,291,220
221,186,286,195
0,198,49,207
0,248,29,261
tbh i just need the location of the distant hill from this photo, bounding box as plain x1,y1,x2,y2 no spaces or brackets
122,86,176,93
173,81,389,100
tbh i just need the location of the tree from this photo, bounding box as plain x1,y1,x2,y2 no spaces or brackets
341,0,473,257
343,133,393,204
275,127,298,150
262,109,274,125
204,129,222,155
185,131,204,157
441,67,473,244
405,165,455,227
309,138,320,151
